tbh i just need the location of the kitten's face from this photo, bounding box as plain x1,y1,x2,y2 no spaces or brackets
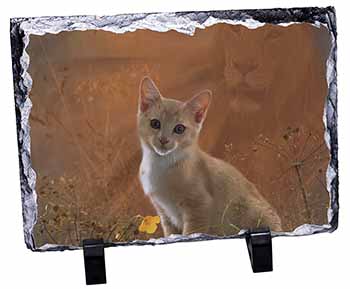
138,77,211,156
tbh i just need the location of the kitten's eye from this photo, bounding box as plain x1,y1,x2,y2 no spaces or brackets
150,119,161,130
173,124,186,134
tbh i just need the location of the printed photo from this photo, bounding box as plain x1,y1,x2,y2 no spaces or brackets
26,21,332,247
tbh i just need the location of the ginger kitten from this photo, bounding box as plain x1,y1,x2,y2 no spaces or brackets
137,76,282,237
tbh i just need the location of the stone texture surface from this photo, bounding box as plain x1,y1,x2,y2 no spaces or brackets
10,6,338,251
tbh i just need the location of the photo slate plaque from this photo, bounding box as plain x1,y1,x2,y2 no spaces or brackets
10,6,338,251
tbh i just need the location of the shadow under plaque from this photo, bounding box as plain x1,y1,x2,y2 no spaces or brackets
10,7,338,251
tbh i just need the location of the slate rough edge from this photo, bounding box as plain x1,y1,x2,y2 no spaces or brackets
10,6,338,252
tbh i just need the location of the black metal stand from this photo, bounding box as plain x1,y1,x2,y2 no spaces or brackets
83,239,107,285
245,227,273,273
81,229,272,284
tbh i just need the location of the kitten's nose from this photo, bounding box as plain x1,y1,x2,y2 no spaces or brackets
159,137,169,145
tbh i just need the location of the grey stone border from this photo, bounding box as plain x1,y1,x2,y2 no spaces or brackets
10,6,338,252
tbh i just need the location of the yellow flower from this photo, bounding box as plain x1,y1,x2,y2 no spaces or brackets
138,216,161,234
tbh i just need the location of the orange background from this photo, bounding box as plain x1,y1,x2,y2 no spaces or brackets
27,23,331,247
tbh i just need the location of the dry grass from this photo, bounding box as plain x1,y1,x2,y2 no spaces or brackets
224,126,329,230
34,174,161,246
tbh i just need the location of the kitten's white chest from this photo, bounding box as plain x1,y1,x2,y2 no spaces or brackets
139,165,157,195
140,162,183,228
139,152,183,227
139,153,167,195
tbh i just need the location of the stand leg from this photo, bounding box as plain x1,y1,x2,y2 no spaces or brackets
83,239,107,285
245,228,273,273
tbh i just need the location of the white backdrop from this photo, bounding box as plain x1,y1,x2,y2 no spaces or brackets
1,1,348,288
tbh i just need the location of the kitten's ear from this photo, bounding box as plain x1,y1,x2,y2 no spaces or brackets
184,89,212,124
139,76,161,113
